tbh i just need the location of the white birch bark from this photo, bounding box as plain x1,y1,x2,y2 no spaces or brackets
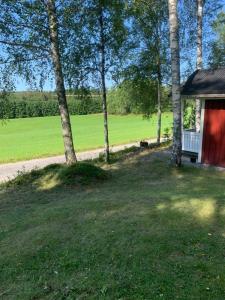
157,63,162,145
168,0,182,166
46,0,77,164
196,0,203,132
99,7,110,163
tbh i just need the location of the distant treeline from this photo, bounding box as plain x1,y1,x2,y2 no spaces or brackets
1,82,171,119
0,99,102,119
7,90,100,102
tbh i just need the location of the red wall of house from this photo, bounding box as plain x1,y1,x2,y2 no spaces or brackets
202,100,225,167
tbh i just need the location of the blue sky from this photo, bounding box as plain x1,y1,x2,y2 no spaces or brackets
15,78,54,92
14,1,225,92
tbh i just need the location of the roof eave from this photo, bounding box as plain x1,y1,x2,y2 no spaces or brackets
181,94,225,99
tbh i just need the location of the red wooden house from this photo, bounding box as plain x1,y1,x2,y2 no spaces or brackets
181,68,225,167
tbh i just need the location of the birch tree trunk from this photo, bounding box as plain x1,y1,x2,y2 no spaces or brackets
46,0,77,164
156,24,162,145
196,0,203,132
157,61,162,145
99,8,110,163
168,0,182,167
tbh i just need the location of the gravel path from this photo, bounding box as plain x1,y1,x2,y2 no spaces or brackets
0,139,157,183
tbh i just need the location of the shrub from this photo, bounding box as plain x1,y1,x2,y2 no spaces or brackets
183,100,195,129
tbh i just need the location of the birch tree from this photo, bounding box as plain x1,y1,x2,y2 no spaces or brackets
66,0,128,163
153,3,169,144
168,0,182,166
0,0,77,164
126,0,170,144
99,6,110,163
46,0,76,164
195,0,204,132
94,1,127,163
178,0,222,77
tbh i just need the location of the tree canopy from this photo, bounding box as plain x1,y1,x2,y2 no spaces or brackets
210,12,225,67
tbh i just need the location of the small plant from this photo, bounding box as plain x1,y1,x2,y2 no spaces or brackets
98,152,106,163
140,141,149,148
163,127,170,141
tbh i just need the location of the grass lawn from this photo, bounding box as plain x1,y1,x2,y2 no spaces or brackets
1,147,225,299
0,113,172,163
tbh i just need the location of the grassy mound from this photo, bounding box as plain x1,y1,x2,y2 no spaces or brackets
58,163,109,185
4,162,109,189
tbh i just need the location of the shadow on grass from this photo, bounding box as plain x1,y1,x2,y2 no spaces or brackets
1,145,225,299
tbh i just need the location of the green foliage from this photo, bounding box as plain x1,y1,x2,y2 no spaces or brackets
61,0,129,92
108,80,171,115
1,84,171,118
126,0,170,86
5,162,108,188
183,100,195,129
162,127,171,141
0,1,52,90
0,99,102,119
108,81,143,115
210,12,225,67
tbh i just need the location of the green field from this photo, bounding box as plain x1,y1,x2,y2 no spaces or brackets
0,113,172,163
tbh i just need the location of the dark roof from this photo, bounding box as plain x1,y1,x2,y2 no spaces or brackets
181,68,225,95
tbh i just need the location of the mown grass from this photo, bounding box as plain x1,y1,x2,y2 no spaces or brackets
1,147,225,299
0,113,172,163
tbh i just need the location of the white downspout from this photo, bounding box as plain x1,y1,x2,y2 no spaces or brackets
181,98,184,150
198,99,205,163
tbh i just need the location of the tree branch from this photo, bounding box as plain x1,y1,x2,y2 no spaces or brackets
0,39,49,53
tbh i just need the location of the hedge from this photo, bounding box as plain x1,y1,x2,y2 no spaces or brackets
0,99,102,119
